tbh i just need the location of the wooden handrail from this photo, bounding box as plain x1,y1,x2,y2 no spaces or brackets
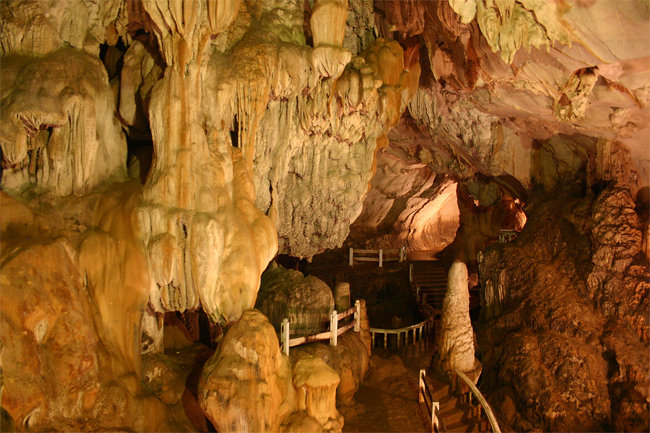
369,302,438,348
280,300,361,355
419,369,445,433
454,369,501,433
349,246,407,267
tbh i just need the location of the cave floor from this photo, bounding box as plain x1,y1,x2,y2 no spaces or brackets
340,336,436,433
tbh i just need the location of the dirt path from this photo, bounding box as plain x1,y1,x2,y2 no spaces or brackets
340,338,437,432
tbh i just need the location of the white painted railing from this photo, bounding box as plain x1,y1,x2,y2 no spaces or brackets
455,369,501,433
369,301,438,349
419,369,444,432
280,300,361,356
498,229,517,243
349,246,407,267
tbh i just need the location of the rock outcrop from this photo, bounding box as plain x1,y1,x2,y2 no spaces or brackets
478,187,649,431
199,309,346,433
257,263,335,336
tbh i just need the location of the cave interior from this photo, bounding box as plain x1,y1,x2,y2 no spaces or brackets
0,1,649,432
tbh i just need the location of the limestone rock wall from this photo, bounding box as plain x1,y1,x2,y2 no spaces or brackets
0,48,127,196
0,211,165,432
477,188,649,431
402,0,649,201
350,146,459,251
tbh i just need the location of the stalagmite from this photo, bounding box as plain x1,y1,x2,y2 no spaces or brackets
199,309,296,433
291,356,343,433
434,261,482,386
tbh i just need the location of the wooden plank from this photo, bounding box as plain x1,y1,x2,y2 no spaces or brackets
337,306,356,320
289,330,331,346
353,257,379,262
338,321,355,335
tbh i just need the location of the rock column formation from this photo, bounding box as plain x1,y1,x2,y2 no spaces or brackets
434,260,482,386
136,0,278,326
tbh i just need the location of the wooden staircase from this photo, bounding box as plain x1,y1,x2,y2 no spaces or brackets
426,375,487,432
410,260,448,311
408,257,489,432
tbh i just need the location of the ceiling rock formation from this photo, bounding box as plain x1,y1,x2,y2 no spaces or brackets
349,147,460,251
0,0,649,431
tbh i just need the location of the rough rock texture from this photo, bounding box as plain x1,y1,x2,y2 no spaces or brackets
478,188,649,432
292,332,370,405
0,238,165,432
433,261,481,386
199,309,346,433
257,262,334,336
399,0,650,206
349,146,460,251
1,48,127,196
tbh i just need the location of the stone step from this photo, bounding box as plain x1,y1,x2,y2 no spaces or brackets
414,279,447,285
445,420,477,432
414,283,447,289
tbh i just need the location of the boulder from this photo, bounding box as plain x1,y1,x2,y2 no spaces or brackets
199,309,295,433
257,263,334,336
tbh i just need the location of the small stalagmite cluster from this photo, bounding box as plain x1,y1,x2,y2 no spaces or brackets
1,0,648,432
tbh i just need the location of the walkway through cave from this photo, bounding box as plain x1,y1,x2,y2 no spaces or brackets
303,248,484,432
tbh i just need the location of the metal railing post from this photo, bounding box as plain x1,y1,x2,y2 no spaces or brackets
281,318,290,356
330,310,338,346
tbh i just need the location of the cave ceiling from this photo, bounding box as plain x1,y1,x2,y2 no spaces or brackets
1,0,649,258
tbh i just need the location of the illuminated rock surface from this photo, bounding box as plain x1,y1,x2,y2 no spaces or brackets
0,0,648,431
433,261,482,384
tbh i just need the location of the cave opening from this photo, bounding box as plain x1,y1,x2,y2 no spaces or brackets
230,116,240,148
